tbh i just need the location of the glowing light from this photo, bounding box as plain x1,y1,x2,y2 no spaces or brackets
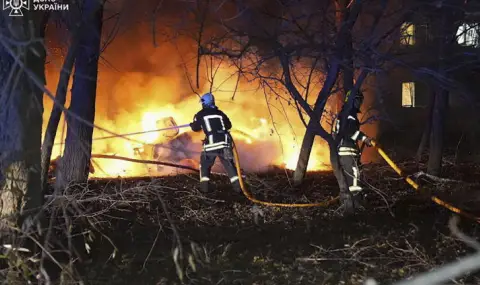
42,56,376,178
282,146,326,171
141,112,162,143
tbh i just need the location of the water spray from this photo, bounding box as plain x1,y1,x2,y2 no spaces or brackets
91,124,191,141
52,123,191,147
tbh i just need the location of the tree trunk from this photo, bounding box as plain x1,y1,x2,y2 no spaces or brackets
415,89,435,167
427,88,449,175
293,0,359,186
426,1,459,176
293,127,316,184
293,62,340,185
335,0,354,103
0,8,48,280
56,0,104,190
341,1,354,96
41,35,80,191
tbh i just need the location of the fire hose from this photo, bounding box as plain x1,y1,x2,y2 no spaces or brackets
230,138,340,207
370,140,480,224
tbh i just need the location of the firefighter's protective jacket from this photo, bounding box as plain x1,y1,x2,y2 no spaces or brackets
333,110,368,152
190,107,232,151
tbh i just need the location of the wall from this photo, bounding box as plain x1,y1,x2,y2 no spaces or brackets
375,59,480,162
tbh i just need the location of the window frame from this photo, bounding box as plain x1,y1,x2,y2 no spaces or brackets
401,82,416,108
456,22,479,47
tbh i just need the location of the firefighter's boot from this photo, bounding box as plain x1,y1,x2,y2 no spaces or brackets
232,180,241,193
200,181,210,193
352,192,366,210
340,191,355,215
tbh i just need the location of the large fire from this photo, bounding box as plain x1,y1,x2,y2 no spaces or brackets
41,27,376,179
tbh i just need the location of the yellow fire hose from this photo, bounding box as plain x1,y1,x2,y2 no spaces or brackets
231,137,480,221
231,141,340,208
370,140,480,223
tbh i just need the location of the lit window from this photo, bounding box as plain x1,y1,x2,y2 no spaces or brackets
456,23,479,47
400,22,415,45
402,82,415,107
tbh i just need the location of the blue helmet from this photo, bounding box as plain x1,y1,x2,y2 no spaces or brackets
200,92,215,108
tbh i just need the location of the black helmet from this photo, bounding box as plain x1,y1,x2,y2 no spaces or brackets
345,90,364,112
353,91,364,111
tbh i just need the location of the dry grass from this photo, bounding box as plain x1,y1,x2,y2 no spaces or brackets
2,159,480,284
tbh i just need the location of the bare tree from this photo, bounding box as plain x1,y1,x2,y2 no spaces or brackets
185,0,408,212
40,12,82,191
366,216,480,285
426,1,465,176
0,7,49,282
292,0,359,186
409,1,476,175
56,0,105,190
415,89,434,167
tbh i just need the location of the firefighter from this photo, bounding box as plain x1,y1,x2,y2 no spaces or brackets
189,93,241,193
332,90,373,206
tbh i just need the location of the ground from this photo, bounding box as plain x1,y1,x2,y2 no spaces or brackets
47,159,480,285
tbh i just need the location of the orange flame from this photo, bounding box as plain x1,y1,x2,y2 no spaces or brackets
42,32,376,178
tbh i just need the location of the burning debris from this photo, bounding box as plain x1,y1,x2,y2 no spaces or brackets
131,116,201,172
155,116,179,138
43,56,357,178
152,131,200,171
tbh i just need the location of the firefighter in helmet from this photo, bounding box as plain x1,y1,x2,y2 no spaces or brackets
332,90,373,206
189,93,241,193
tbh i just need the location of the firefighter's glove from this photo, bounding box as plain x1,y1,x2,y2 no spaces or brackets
364,137,373,147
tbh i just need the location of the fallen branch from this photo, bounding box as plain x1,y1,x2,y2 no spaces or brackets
388,252,480,285
449,216,480,251
141,208,163,271
412,171,462,183
91,154,199,172
90,154,240,177
296,257,376,268
366,216,480,285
